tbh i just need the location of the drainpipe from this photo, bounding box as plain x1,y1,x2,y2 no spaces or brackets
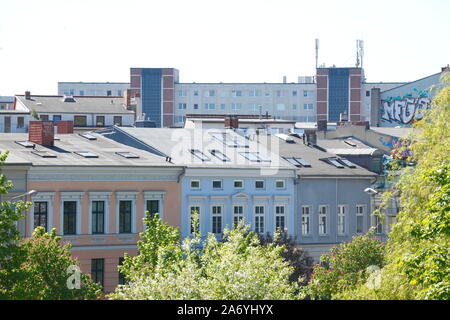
177,167,186,183
335,178,338,245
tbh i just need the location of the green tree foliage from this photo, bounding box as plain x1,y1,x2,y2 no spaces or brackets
0,151,101,299
305,234,385,299
258,232,314,284
342,72,449,300
111,213,302,300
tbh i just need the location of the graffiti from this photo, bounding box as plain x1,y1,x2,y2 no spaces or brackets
381,90,431,124
378,136,399,149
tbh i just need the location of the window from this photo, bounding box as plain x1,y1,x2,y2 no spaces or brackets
92,201,105,234
338,205,346,235
319,206,327,235
34,201,48,231
74,115,87,127
190,149,210,161
209,149,230,162
254,206,264,234
119,200,132,233
190,180,200,189
248,104,258,112
52,115,62,124
74,151,98,158
107,90,112,96
292,90,297,96
249,89,260,97
205,103,215,110
178,103,187,110
193,104,199,110
17,117,25,128
190,206,200,234
292,104,297,110
366,90,370,97
116,151,139,159
231,90,242,97
233,205,244,227
204,90,215,97
211,205,222,234
118,257,126,285
356,205,365,233
231,103,242,111
275,205,285,232
79,90,84,96
373,214,383,234
212,180,222,189
146,200,159,218
255,180,264,189
276,90,283,97
178,90,187,97
275,180,285,189
193,90,199,96
234,180,243,189
117,90,122,96
175,116,184,123
276,104,285,111
63,201,77,235
31,150,56,158
303,103,313,110
91,258,104,287
96,116,105,127
220,104,226,110
303,90,313,97
302,206,311,236
40,115,49,121
240,152,271,162
113,116,122,126
265,91,271,97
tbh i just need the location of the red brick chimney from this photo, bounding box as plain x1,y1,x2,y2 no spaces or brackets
29,121,54,146
25,91,31,100
57,120,74,134
224,115,239,129
123,89,131,106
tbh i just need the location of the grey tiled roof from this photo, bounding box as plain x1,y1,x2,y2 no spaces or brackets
15,95,134,114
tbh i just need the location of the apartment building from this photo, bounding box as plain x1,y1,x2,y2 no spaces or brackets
1,123,182,292
58,82,130,97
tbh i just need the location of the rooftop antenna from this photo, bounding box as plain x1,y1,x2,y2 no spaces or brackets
315,39,319,69
356,39,364,68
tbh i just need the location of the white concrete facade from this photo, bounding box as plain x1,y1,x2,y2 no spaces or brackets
58,82,130,97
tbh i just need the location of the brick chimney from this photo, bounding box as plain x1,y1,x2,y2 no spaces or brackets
124,89,131,106
29,121,54,146
224,115,239,129
57,120,74,134
317,119,327,131
25,91,31,100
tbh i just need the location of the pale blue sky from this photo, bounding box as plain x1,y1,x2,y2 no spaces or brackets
0,0,449,96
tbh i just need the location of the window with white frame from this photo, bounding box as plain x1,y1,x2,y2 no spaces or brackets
231,90,242,97
255,180,265,189
303,103,314,110
373,213,383,234
302,206,311,236
275,180,285,189
319,205,328,235
190,206,200,234
63,201,77,235
204,90,215,97
248,103,258,112
178,103,187,110
205,103,215,110
91,200,105,234
276,104,285,111
337,205,346,235
190,180,200,189
220,103,226,110
33,201,48,231
254,205,265,234
193,104,199,110
233,205,244,227
275,205,286,232
178,90,187,97
303,90,313,97
249,89,261,97
212,180,222,189
292,104,297,110
356,205,365,233
292,90,298,96
211,205,223,234
144,191,165,223
193,90,199,96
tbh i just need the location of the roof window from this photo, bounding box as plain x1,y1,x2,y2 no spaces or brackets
74,151,98,158
116,151,139,159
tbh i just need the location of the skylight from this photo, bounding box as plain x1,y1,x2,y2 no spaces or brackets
190,149,210,161
283,157,311,168
116,151,139,159
209,149,230,162
31,150,56,158
15,141,35,148
79,133,97,140
74,151,98,158
324,158,344,168
338,158,357,168
210,132,248,148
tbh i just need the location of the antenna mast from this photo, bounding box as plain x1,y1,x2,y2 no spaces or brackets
356,39,364,68
315,39,319,69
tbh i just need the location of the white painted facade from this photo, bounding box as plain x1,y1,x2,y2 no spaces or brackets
58,82,130,96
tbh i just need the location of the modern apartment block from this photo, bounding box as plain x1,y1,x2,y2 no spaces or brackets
58,82,130,97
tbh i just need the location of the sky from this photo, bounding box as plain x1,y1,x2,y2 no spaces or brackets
0,0,449,96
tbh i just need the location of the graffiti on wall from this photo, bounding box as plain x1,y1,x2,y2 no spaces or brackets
381,89,431,125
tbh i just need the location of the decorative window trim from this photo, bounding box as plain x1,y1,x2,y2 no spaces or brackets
301,205,312,236
274,204,287,233
88,192,112,234
337,204,347,235
60,192,83,236
143,191,166,230
31,192,54,235
318,205,329,236
116,195,137,234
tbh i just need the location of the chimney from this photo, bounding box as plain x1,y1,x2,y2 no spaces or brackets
304,130,317,146
124,89,131,106
29,121,54,146
25,91,31,100
224,115,239,129
57,120,74,134
317,119,327,131
283,76,287,83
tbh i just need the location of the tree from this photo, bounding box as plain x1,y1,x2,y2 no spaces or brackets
110,213,302,300
258,232,314,284
341,72,449,300
305,233,385,300
0,151,101,299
